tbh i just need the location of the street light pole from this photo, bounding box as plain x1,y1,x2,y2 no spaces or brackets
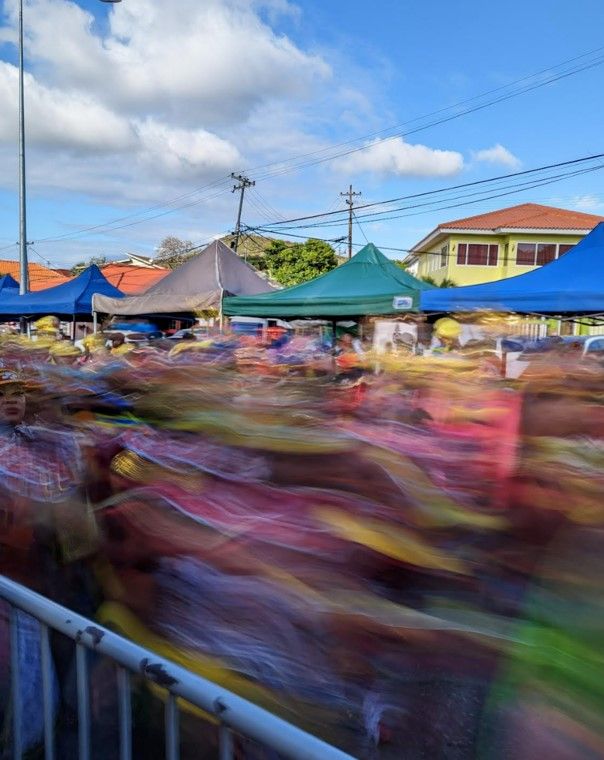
16,0,121,297
17,0,28,294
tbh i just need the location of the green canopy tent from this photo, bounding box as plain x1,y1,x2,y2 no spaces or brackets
223,243,433,318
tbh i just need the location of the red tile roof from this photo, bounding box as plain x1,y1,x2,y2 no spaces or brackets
440,203,604,231
101,263,170,294
0,261,70,291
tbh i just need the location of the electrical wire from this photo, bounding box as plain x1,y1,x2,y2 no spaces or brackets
238,45,604,179
352,210,370,245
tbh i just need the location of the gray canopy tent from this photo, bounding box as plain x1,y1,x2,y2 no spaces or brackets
92,239,275,316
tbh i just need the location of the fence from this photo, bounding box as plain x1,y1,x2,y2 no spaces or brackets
0,574,356,760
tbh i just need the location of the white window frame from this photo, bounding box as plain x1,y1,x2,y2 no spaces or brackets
456,242,499,267
515,241,573,266
440,244,448,268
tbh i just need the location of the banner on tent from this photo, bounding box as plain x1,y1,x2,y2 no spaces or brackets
392,296,413,310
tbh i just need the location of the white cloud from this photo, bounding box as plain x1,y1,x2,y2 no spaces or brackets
6,0,330,128
333,137,464,178
571,194,604,212
472,143,521,169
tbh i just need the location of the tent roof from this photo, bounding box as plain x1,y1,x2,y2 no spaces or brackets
0,274,19,293
0,265,123,317
420,222,604,313
92,239,274,315
223,243,432,318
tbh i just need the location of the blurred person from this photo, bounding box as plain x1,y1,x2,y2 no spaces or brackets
430,317,461,354
49,341,82,367
111,333,134,356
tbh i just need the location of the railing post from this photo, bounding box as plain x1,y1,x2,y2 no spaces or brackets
40,623,55,760
165,693,179,760
116,666,132,760
9,607,22,760
76,643,91,760
219,723,235,760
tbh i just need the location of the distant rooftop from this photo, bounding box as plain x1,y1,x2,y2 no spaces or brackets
0,261,70,291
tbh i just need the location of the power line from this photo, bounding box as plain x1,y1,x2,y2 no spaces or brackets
253,152,604,229
248,53,604,182
352,210,370,245
28,45,604,249
265,163,604,234
238,45,604,180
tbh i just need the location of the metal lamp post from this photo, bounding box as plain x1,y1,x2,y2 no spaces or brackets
17,0,27,294
17,0,121,295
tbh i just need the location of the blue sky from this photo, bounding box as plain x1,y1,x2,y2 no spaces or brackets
0,0,602,267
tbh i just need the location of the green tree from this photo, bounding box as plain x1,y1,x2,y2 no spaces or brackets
263,238,338,287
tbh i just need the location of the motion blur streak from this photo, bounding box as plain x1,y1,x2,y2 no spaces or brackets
0,320,601,758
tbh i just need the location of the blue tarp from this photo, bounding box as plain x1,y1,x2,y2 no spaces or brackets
420,222,604,313
0,265,123,317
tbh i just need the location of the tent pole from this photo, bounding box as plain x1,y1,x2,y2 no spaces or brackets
219,287,225,334
93,311,98,334
331,319,337,377
71,316,76,342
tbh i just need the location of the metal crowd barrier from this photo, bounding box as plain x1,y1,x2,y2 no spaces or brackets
0,574,356,760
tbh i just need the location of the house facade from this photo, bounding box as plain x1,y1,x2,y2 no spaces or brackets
406,203,604,286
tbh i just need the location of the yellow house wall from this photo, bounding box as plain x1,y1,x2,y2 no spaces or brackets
417,232,585,286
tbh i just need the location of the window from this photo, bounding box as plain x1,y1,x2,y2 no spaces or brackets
440,244,448,267
456,243,498,266
516,242,573,266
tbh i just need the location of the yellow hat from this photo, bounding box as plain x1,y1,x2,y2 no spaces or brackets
434,317,461,340
83,333,106,352
49,341,81,357
169,339,212,357
112,343,135,356
34,315,60,333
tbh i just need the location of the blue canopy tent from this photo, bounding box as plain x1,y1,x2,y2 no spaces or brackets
0,274,19,295
421,222,604,314
0,265,123,320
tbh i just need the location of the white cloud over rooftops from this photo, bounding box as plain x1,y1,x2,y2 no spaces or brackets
333,137,464,178
472,143,521,169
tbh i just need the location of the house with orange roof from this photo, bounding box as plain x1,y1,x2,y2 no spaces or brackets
0,261,70,291
100,263,170,294
406,203,604,286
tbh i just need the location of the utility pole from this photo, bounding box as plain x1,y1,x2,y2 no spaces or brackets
18,0,28,294
340,184,361,259
231,173,255,258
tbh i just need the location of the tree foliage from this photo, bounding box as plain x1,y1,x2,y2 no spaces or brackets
155,236,194,268
69,255,108,275
260,238,338,287
421,275,457,287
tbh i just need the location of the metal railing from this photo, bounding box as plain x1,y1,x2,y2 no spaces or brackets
0,574,356,760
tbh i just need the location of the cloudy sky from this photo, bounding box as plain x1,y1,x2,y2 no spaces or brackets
0,0,602,266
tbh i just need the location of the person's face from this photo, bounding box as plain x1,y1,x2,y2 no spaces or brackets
0,386,26,425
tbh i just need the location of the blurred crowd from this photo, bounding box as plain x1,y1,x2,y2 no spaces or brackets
0,313,602,759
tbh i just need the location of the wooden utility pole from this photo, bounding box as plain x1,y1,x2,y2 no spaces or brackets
340,184,362,259
231,173,255,258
